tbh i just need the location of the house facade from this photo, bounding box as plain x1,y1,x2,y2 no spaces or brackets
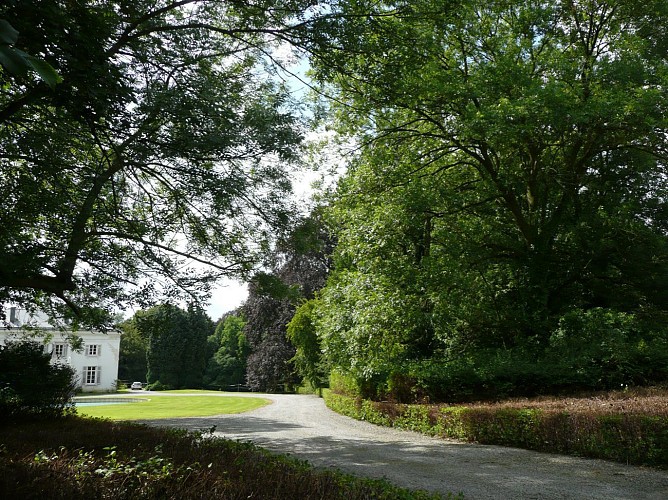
1,306,121,392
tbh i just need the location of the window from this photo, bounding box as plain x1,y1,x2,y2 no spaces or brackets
53,343,67,359
84,366,100,385
86,344,100,356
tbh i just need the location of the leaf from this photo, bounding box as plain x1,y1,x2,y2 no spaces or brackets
25,55,62,88
0,19,19,45
0,45,29,75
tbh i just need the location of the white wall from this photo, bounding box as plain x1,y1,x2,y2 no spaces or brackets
0,328,121,392
48,330,121,392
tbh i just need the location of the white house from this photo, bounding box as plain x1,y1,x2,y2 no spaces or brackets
1,306,121,392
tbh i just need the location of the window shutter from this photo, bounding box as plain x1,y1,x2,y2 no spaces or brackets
97,366,101,385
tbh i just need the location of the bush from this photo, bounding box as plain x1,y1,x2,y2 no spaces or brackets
0,339,76,421
147,380,173,391
323,390,668,468
329,370,362,397
367,309,668,403
547,308,668,389
0,417,451,499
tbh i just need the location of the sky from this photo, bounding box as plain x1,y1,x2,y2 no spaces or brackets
203,47,326,321
203,161,325,321
205,278,248,320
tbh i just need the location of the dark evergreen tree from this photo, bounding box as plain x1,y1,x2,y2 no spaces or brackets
138,304,213,389
117,318,148,383
182,304,215,388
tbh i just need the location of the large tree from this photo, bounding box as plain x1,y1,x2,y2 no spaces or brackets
117,317,149,384
137,303,213,389
306,0,668,396
0,0,313,327
243,211,334,391
204,311,249,389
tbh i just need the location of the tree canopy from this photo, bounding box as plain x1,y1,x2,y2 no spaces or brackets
0,0,311,327
304,0,668,399
204,311,249,389
137,303,213,390
243,211,334,391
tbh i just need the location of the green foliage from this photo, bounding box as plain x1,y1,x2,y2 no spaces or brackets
326,308,668,402
287,299,328,391
328,370,361,398
324,391,668,468
0,1,305,327
138,304,214,390
323,391,391,427
309,0,668,400
547,309,668,389
0,339,76,421
0,416,451,499
117,318,148,383
0,19,61,88
204,314,249,389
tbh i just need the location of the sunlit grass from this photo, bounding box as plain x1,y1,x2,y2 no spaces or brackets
76,394,270,420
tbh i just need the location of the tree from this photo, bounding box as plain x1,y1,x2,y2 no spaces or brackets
204,312,249,389
286,298,328,393
117,318,149,384
306,0,668,398
243,279,299,392
182,304,214,387
0,339,76,421
137,304,213,389
0,1,310,327
243,211,334,391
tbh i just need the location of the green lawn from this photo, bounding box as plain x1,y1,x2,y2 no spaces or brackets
76,393,270,420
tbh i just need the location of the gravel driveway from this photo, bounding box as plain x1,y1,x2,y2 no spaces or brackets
140,393,668,499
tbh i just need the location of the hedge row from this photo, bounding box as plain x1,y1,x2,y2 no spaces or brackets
323,391,668,468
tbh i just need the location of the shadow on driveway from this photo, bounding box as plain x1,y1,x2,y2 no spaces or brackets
140,393,668,499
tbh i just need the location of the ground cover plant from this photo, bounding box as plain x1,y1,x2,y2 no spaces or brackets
0,416,453,499
323,387,668,468
76,394,270,420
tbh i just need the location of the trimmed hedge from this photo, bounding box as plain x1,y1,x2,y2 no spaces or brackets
323,391,668,468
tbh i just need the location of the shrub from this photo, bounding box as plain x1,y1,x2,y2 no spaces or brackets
147,380,173,391
0,417,451,499
547,308,668,389
0,339,76,421
329,370,362,397
323,390,668,468
379,309,668,403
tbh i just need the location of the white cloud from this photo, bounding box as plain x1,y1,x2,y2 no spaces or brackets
205,278,248,321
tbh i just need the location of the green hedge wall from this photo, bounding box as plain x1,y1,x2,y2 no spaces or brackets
323,391,668,468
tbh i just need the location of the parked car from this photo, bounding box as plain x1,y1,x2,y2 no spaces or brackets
130,381,143,390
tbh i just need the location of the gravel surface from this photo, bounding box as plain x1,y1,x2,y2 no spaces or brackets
139,392,668,499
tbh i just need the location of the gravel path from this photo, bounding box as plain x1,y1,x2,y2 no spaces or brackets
139,392,668,499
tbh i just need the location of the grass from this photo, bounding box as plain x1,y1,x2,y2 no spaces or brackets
76,393,270,420
0,416,452,499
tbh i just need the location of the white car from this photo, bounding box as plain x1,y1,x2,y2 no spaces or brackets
130,381,143,390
